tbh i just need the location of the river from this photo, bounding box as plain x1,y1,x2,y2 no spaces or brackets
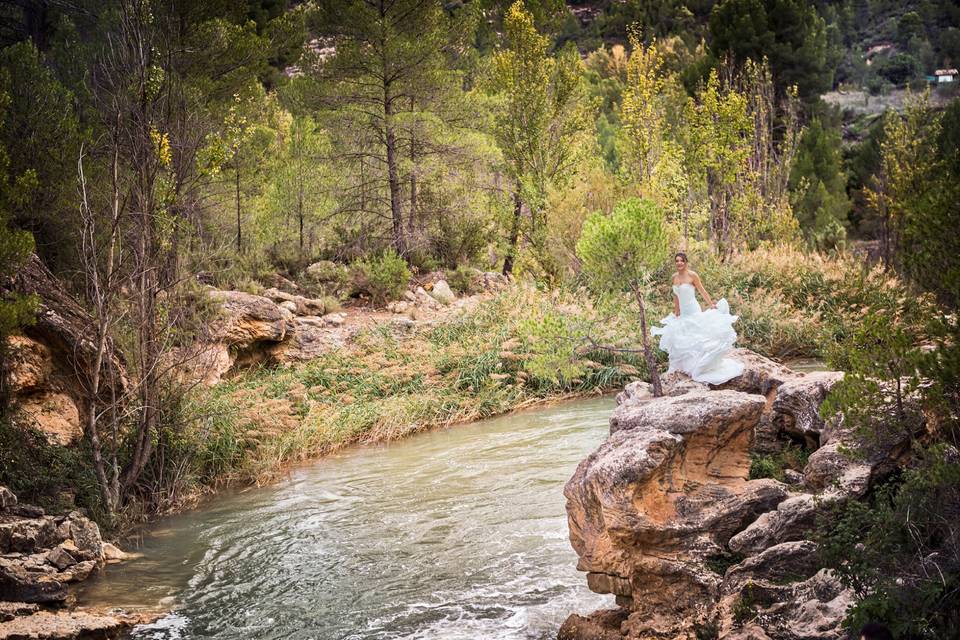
79,397,615,640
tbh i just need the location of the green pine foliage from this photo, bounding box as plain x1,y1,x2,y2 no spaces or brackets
789,117,850,249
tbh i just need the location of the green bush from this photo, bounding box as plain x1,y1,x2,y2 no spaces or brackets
301,260,350,297
817,446,960,638
349,250,412,305
748,444,813,481
446,265,480,295
0,416,102,518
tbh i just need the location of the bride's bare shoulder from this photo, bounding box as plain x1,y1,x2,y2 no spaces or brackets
688,270,701,280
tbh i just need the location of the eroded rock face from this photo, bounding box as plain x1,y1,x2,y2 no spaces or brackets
560,351,896,640
0,608,147,639
0,486,124,618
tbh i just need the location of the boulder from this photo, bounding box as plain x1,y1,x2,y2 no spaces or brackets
0,517,59,554
57,559,97,583
414,287,440,309
614,373,707,408
0,488,16,511
558,609,628,640
728,494,820,555
1,255,127,446
267,273,298,293
260,288,328,316
0,601,38,623
268,317,347,363
430,280,456,305
45,545,77,571
100,543,127,563
322,312,346,327
714,349,796,397
565,386,776,636
0,609,135,639
0,558,66,603
771,372,844,447
207,290,288,347
305,260,345,284
562,351,857,640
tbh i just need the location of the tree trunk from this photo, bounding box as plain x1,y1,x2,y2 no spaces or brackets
235,164,242,253
297,128,305,253
384,88,404,255
408,97,417,235
632,282,663,397
502,188,522,276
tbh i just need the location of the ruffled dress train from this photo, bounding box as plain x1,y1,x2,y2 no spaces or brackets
650,283,744,385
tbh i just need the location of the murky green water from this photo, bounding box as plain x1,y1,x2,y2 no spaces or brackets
79,398,615,640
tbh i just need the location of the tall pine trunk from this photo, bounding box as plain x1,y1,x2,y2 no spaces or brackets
502,187,522,276
384,85,405,255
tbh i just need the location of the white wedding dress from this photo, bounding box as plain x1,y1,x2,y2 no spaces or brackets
650,283,744,384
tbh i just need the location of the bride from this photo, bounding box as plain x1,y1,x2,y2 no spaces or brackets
651,252,744,385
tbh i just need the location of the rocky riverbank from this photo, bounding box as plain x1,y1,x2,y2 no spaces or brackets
0,486,150,639
559,350,915,640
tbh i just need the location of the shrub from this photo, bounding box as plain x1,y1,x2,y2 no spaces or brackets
446,265,480,295
0,416,102,518
349,250,411,305
748,444,813,481
303,260,350,297
817,446,960,638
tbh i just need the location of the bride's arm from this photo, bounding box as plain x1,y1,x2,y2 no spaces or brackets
673,293,680,317
692,273,715,308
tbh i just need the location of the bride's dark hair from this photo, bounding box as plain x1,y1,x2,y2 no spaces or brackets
675,252,688,263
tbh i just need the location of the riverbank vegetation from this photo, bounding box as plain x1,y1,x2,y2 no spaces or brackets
1,0,960,631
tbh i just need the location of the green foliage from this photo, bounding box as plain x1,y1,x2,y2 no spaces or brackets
577,198,672,293
0,87,37,358
0,42,80,272
874,52,920,85
789,117,850,249
349,250,412,305
705,551,747,575
748,444,812,480
486,1,593,272
731,582,760,624
0,417,102,517
709,0,832,100
822,302,925,442
865,94,960,303
817,446,960,638
446,266,480,295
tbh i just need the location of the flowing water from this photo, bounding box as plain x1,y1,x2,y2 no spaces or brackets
79,397,615,640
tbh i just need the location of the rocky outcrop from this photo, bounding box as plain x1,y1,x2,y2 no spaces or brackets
561,350,906,640
1,256,127,446
0,487,139,639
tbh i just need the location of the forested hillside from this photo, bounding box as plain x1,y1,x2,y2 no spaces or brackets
0,1,959,637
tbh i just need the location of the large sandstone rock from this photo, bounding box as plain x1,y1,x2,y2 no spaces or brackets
207,290,289,347
565,386,777,635
0,487,122,620
560,351,889,640
1,256,127,446
267,317,348,363
771,372,844,448
0,558,67,603
0,609,140,639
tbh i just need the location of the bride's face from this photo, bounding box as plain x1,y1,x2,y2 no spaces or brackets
675,256,687,272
